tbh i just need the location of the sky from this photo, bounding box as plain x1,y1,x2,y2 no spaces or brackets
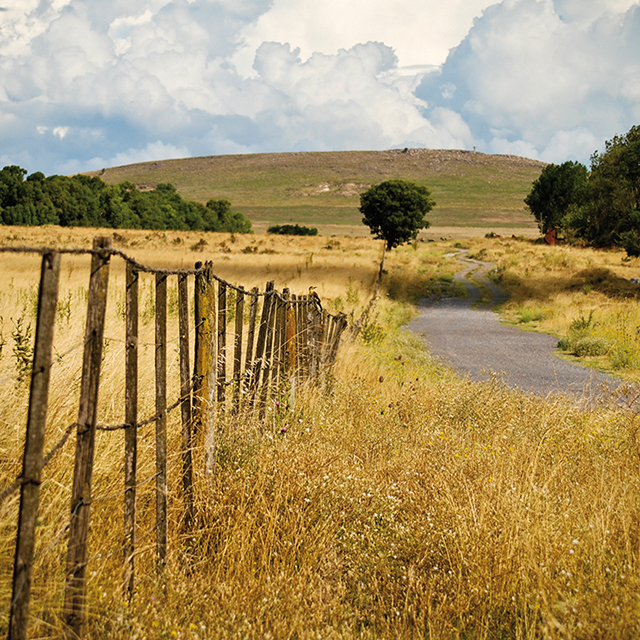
0,0,639,175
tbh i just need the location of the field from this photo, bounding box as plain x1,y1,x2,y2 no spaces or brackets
86,149,544,234
1,221,640,639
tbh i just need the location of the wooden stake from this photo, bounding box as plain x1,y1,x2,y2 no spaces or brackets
123,262,138,599
193,262,215,439
64,237,112,636
250,282,274,409
178,274,194,531
217,282,227,404
232,286,244,415
155,273,168,568
9,251,60,640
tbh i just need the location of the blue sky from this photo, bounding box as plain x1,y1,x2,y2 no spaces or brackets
1,0,639,175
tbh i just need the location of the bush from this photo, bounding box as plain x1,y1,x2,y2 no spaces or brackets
571,336,611,357
267,224,318,236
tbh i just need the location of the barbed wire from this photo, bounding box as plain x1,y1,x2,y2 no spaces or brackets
0,243,341,316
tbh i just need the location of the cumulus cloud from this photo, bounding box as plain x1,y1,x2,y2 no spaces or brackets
0,0,638,175
416,0,640,162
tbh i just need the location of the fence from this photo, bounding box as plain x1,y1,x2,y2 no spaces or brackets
0,236,348,639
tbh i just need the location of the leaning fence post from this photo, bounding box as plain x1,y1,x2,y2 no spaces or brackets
123,262,138,599
217,282,227,405
250,282,274,411
241,287,259,408
155,273,168,569
232,286,244,415
64,237,112,636
9,251,60,640
178,274,194,531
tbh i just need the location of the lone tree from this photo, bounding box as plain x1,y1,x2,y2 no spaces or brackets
524,161,587,234
360,179,436,250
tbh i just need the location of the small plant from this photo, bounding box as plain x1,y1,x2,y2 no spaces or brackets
360,321,386,345
610,340,640,369
191,238,208,252
346,278,360,306
12,316,33,385
518,308,544,324
57,290,73,326
571,336,611,357
569,310,595,339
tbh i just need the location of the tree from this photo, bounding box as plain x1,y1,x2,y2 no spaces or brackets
524,161,587,234
359,179,436,250
570,125,640,255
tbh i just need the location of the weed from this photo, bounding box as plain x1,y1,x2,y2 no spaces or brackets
57,290,73,326
360,320,386,344
571,336,611,357
11,316,33,385
610,339,640,369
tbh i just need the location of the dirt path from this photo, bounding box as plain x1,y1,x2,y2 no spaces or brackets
406,251,622,400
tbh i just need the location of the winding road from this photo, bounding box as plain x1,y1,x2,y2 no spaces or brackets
406,252,622,400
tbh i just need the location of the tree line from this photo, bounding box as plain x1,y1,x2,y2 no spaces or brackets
0,166,252,233
525,125,640,256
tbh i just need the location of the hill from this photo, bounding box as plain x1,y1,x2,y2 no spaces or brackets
88,149,546,234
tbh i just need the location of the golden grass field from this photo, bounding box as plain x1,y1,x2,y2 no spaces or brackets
1,225,640,639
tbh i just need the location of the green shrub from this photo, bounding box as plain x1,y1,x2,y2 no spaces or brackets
360,322,386,345
571,336,611,357
267,224,318,236
610,340,640,369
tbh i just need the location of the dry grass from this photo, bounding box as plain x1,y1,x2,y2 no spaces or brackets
2,227,640,638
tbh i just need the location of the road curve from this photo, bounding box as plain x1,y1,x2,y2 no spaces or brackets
405,252,621,400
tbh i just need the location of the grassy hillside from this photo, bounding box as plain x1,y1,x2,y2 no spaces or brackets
88,149,545,233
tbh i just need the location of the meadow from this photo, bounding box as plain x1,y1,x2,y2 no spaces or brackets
1,225,640,638
87,149,544,233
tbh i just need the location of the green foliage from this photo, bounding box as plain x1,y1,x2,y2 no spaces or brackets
359,179,435,250
560,125,640,255
267,224,318,236
524,161,587,233
0,166,252,233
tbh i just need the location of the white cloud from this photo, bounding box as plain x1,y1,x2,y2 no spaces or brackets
416,0,640,162
234,0,494,76
0,0,638,175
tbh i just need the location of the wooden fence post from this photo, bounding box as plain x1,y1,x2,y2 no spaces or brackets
232,286,244,415
217,282,227,405
285,293,297,373
8,251,60,640
241,287,259,409
250,282,274,411
193,261,215,469
155,273,168,568
259,289,279,418
194,262,217,477
123,262,138,599
64,237,112,636
178,274,194,531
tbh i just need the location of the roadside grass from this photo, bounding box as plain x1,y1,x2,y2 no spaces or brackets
2,226,640,637
457,236,640,380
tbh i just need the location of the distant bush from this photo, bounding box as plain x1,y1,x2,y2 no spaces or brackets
267,224,318,236
0,165,252,233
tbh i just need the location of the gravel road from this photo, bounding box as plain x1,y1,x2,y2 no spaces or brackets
406,252,622,400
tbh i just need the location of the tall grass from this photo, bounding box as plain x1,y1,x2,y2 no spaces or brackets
1,227,640,637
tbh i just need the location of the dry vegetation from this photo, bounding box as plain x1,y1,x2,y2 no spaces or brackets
1,226,640,638
459,236,640,381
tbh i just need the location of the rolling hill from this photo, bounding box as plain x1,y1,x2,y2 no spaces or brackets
88,148,546,235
